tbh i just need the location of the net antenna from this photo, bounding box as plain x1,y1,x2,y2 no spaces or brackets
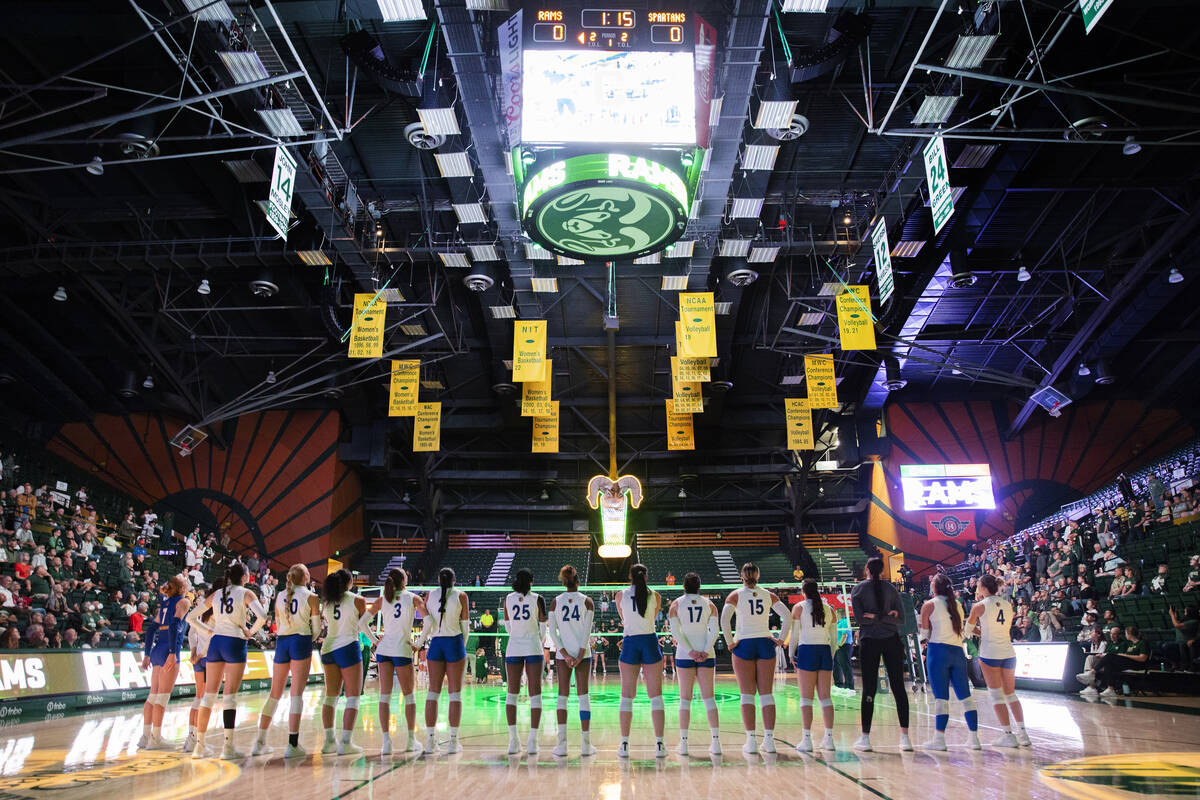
170,425,208,458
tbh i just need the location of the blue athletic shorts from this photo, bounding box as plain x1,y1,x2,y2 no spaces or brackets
979,656,1017,669
148,640,180,668
618,633,663,665
207,634,248,664
732,636,776,661
274,634,314,664
793,644,833,672
675,656,716,669
377,653,413,667
320,641,362,668
426,635,465,663
505,654,544,665
193,657,206,674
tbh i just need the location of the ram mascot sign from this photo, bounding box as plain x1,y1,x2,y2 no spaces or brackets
586,474,643,559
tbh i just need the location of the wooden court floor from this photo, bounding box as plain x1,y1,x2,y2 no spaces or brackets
1,675,1197,800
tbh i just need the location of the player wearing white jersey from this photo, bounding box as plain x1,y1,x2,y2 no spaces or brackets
417,567,470,754
253,564,321,758
919,572,980,751
616,563,666,759
788,580,837,753
190,563,267,760
501,568,547,755
720,563,789,755
183,595,213,754
365,568,427,755
967,574,1030,748
318,568,373,756
547,565,597,757
667,572,721,757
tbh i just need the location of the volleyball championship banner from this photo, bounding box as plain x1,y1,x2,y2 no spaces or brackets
804,354,838,408
679,292,717,357
512,320,547,382
835,285,876,351
665,399,694,450
671,379,704,413
388,359,421,416
347,293,385,359
671,355,710,383
784,398,814,450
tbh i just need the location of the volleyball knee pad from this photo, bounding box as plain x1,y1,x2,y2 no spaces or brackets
290,696,304,715
199,694,217,710
933,699,949,716
759,693,775,707
960,696,977,713
556,696,568,712
740,694,755,706
799,697,813,708
404,694,416,707
987,688,1006,704
1005,693,1020,705
155,693,170,708
344,696,360,710
506,692,520,707
378,693,392,708
703,697,717,712
649,696,664,712
322,693,338,709
222,694,237,711
619,696,633,713
191,696,202,711
261,697,279,718
679,694,693,709
578,694,590,721
447,692,461,703
529,694,542,710
819,698,833,709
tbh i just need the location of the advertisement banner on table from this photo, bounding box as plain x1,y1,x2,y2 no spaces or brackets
265,145,297,241
521,359,554,417
1079,0,1115,33
672,355,711,383
872,219,895,305
347,293,385,359
835,285,876,351
413,402,441,452
513,320,547,382
693,14,716,148
923,135,954,235
388,359,421,417
785,398,814,450
804,354,838,408
671,379,704,414
924,511,977,541
531,401,559,453
680,292,717,357
665,399,694,451
498,10,523,146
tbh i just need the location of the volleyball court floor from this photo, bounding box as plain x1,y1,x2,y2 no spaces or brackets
1,676,1197,800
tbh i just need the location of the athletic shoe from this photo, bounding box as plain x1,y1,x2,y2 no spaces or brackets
250,741,274,757
676,739,689,756
1099,687,1118,698
337,741,363,756
424,735,438,756
920,735,947,751
182,732,196,753
191,743,214,759
580,742,598,757
284,743,307,759
967,732,981,751
655,741,667,759
321,739,338,755
406,738,421,753
507,737,521,755
136,733,151,750
527,735,539,755
853,734,872,752
552,741,569,757
444,739,462,754
708,738,722,756
795,735,813,753
1079,686,1099,697
820,733,835,752
617,741,630,759
898,734,913,751
992,732,1020,748
220,742,246,760
760,735,777,754
381,738,393,756
146,735,171,750
1075,670,1095,684
741,737,758,756
1015,729,1032,748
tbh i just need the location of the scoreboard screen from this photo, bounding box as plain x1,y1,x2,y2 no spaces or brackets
528,8,691,50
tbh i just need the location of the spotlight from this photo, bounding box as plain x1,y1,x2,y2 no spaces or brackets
143,375,155,389
1122,135,1141,156
842,213,851,225
402,492,411,503
265,370,277,384
678,487,687,499
86,156,104,176
197,278,211,295
539,488,549,501
1077,362,1091,377
53,286,67,302
1016,266,1031,282
1168,268,1183,284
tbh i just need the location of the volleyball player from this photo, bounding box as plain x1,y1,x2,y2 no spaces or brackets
918,572,980,750
138,575,190,750
318,568,372,755
501,568,547,755
720,563,789,754
183,598,212,754
191,563,268,759
850,557,911,752
253,564,319,758
417,567,469,754
667,572,720,756
547,564,596,757
967,574,1030,748
365,568,426,755
616,564,666,759
789,579,836,753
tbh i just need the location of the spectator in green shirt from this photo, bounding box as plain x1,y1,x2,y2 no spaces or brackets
1094,625,1149,697
26,566,53,604
1165,606,1198,668
1185,555,1200,593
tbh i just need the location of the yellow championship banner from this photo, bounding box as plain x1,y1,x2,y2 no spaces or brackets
805,354,839,408
521,358,554,417
675,319,698,357
513,320,547,382
672,378,704,413
672,355,711,383
785,398,815,450
531,401,559,453
413,402,441,451
388,359,421,417
665,399,695,450
347,293,385,358
680,292,717,357
836,285,876,350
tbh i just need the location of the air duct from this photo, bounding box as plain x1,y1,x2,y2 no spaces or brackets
788,12,872,84
340,29,423,97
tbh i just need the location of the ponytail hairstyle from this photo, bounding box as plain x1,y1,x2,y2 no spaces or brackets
512,568,534,596
280,563,309,624
222,562,245,606
384,568,407,603
979,573,1000,597
683,571,701,595
322,568,351,604
629,563,650,617
803,579,825,627
932,573,962,635
559,565,579,591
437,567,455,625
866,556,885,616
741,562,759,588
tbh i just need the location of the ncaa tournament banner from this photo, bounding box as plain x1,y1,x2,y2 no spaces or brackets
924,511,977,541
680,292,717,357
388,359,421,416
513,320,547,382
347,293,385,359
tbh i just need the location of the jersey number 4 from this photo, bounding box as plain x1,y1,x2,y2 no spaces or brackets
996,608,1005,624
561,604,581,622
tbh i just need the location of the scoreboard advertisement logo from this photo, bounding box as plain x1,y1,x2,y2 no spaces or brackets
901,463,995,512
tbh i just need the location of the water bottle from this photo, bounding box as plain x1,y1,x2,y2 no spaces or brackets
878,663,889,694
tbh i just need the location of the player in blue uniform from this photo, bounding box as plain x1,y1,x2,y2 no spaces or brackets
138,575,190,750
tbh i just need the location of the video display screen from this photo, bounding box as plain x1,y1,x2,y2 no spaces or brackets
1013,642,1069,681
900,463,996,511
521,49,696,144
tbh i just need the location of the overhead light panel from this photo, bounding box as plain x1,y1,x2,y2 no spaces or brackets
417,107,460,136
297,250,331,266
453,203,488,225
945,34,998,69
438,252,470,268
633,252,661,265
715,301,733,315
400,323,428,336
666,240,694,258
781,374,806,385
781,0,829,10
257,108,305,138
912,95,961,125
748,246,779,263
183,0,234,22
420,379,444,389
557,255,585,265
753,99,798,130
524,242,552,260
380,287,405,303
742,144,780,171
817,282,841,296
468,244,499,261
892,240,925,258
797,311,825,326
218,51,270,85
718,238,751,257
661,275,689,291
490,305,516,319
222,159,268,183
376,0,426,21
531,277,559,293
730,198,763,218
435,151,473,178
708,95,723,128
465,0,507,8
953,144,997,169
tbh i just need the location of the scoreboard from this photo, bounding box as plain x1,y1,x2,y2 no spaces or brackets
527,8,694,50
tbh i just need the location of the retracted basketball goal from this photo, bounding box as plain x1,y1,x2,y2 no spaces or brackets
169,425,208,458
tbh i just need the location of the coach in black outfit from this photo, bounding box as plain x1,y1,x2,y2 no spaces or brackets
849,557,912,751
